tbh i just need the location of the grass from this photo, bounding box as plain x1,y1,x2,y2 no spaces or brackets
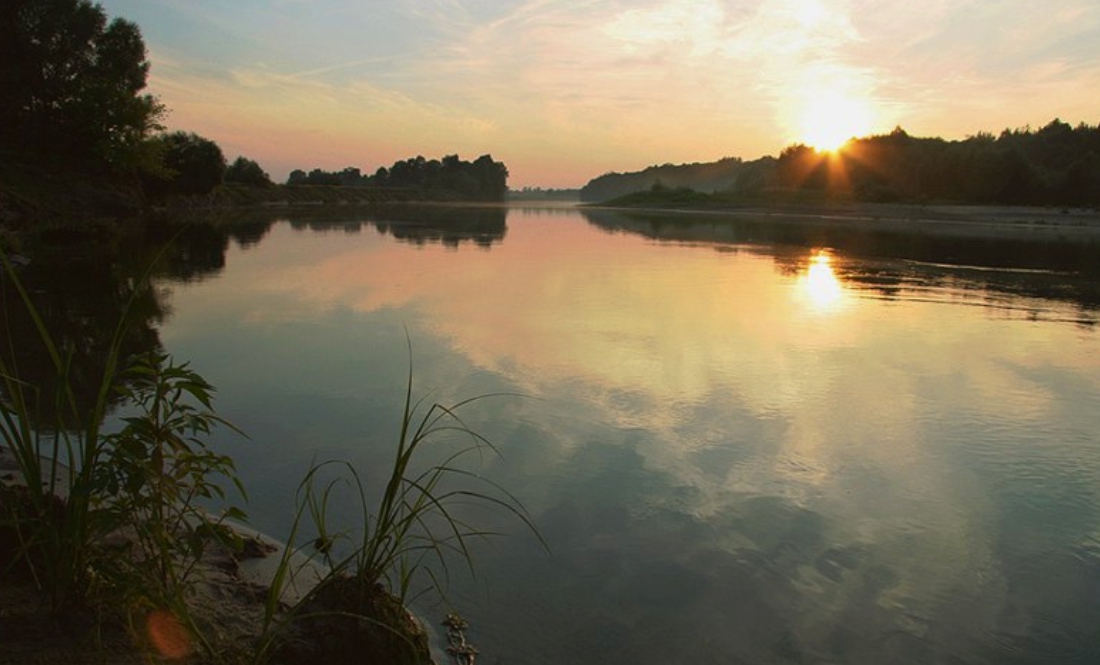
250,346,545,663
0,246,131,610
1,244,251,662
2,246,543,663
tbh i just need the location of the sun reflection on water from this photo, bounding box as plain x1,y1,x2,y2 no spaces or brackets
799,251,844,310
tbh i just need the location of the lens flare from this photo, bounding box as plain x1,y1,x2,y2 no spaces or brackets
146,610,192,660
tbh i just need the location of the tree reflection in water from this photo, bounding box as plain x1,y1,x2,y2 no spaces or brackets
582,208,1100,325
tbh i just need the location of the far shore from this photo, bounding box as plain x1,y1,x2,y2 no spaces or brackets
579,200,1100,243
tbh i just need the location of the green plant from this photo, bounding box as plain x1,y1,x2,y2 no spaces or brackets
0,248,132,609
250,358,544,664
2,247,246,663
95,351,246,600
5,244,540,662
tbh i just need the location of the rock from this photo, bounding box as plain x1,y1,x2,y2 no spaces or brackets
272,574,434,665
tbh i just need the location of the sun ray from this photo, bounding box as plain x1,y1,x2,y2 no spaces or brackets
799,90,874,152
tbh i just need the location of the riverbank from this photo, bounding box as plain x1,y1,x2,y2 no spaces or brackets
0,445,436,664
0,351,497,665
1,445,285,663
0,161,499,219
0,532,437,665
585,199,1100,243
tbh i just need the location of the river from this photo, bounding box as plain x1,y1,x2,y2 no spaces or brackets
40,203,1100,664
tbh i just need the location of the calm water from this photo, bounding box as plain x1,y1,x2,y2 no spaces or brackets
151,206,1100,664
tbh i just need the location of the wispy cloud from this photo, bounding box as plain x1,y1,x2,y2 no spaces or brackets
102,0,1100,185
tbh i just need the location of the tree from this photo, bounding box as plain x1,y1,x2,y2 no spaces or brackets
337,166,363,186
284,155,510,200
225,156,272,186
305,168,340,185
0,0,163,163
775,144,827,189
471,154,508,200
152,131,226,196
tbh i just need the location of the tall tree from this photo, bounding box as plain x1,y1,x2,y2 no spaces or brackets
0,0,163,164
472,154,508,200
152,131,226,196
225,156,272,186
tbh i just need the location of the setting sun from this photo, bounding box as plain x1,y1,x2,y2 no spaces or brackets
798,92,874,152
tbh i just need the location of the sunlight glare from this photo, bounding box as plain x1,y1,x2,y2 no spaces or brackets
799,91,873,152
795,0,830,29
800,252,844,310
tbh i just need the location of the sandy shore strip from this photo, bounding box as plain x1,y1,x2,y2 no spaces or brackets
587,201,1100,242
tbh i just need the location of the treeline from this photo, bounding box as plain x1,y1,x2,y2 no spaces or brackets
775,120,1100,206
0,0,508,227
507,187,581,201
287,154,509,201
580,157,753,202
581,119,1100,207
583,119,1100,207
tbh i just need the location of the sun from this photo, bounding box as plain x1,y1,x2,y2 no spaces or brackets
798,92,873,152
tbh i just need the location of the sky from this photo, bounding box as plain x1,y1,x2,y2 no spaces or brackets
97,0,1100,188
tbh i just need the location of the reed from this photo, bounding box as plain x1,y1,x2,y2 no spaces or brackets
1,246,246,659
1,247,132,609
4,245,541,663
250,350,544,664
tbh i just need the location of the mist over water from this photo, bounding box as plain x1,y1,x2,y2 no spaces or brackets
149,205,1100,664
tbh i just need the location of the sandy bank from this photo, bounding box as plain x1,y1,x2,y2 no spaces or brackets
589,201,1100,242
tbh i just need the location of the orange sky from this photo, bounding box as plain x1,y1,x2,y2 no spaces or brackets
100,0,1100,188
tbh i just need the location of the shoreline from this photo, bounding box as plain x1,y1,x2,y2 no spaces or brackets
580,200,1100,242
0,445,442,664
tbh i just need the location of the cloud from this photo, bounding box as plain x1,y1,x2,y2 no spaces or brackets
844,0,1100,131
104,0,1100,185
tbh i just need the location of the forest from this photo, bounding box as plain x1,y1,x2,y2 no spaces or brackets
774,121,1100,206
579,157,763,202
287,154,509,202
582,120,1100,207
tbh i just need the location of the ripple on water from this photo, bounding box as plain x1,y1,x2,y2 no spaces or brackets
978,549,1100,664
983,612,1094,662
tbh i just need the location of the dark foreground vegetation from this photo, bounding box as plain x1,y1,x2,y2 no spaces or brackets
1,2,531,662
1,235,539,663
583,120,1100,208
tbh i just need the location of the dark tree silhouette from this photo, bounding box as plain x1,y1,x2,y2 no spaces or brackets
775,144,829,190
579,119,1100,207
579,157,750,202
150,131,226,196
225,156,272,186
286,154,509,201
771,120,1100,206
0,0,163,163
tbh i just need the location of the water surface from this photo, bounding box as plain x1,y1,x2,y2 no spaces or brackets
154,205,1100,664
